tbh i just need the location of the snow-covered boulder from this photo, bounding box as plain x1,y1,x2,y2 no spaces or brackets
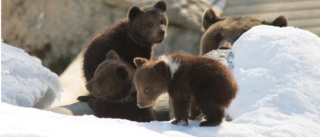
1,42,62,109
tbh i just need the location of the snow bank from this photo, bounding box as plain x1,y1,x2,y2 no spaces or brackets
2,26,320,137
1,42,62,109
227,25,320,136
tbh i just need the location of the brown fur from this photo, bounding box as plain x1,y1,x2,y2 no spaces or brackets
133,53,238,126
85,50,134,100
200,8,288,55
83,1,168,82
78,50,156,122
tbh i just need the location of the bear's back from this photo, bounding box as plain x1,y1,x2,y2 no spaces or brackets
170,54,237,106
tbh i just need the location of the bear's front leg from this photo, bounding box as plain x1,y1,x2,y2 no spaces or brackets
171,94,190,126
77,95,96,102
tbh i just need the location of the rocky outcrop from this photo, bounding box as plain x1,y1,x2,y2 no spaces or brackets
2,0,216,74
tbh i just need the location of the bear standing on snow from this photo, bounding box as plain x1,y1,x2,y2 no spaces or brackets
133,53,238,126
83,1,168,82
79,50,156,122
200,8,287,55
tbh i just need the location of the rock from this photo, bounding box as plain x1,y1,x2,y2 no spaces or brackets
2,0,217,74
50,102,94,116
2,0,127,74
204,49,232,68
154,25,202,57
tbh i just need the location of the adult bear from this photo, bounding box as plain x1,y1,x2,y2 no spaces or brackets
83,1,168,82
200,8,287,55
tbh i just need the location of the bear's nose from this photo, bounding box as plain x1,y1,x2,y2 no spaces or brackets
158,30,165,35
219,47,231,50
85,84,92,92
137,103,144,108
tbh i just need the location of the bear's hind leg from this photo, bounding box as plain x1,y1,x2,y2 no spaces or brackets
189,97,201,120
196,97,225,127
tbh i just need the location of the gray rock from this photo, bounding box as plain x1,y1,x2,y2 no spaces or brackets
50,102,94,116
204,49,234,71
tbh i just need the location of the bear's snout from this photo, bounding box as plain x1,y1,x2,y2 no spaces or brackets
158,29,165,36
219,47,231,50
85,83,92,92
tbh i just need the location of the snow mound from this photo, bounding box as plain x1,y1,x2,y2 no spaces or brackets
1,42,62,109
227,25,320,136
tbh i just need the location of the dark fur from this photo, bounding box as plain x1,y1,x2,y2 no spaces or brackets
84,50,133,100
133,53,238,126
79,92,156,122
78,50,156,122
79,1,167,121
200,8,288,54
83,1,168,82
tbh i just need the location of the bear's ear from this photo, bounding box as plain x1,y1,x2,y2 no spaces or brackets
154,1,166,12
106,50,120,60
154,60,168,78
134,57,148,68
116,65,129,81
202,8,223,31
128,6,141,20
262,15,288,27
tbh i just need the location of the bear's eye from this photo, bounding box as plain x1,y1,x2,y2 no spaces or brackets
97,78,104,83
148,23,153,28
145,88,150,93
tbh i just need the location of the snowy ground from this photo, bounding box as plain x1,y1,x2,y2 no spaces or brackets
1,42,62,109
2,25,320,136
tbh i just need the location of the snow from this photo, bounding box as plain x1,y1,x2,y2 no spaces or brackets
1,42,62,109
2,25,320,137
227,25,320,136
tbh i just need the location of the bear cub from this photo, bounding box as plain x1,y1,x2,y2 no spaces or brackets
133,53,238,126
200,8,288,55
83,0,168,82
78,50,156,122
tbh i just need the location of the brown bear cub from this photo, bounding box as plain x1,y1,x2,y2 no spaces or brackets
78,50,156,122
133,53,238,126
200,8,288,55
83,1,168,82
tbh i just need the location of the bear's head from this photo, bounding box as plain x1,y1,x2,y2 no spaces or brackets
200,8,288,54
86,50,134,100
133,57,170,108
126,1,168,46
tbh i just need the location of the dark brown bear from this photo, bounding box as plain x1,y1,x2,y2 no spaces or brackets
133,53,238,126
200,8,288,55
78,50,156,122
83,1,168,82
